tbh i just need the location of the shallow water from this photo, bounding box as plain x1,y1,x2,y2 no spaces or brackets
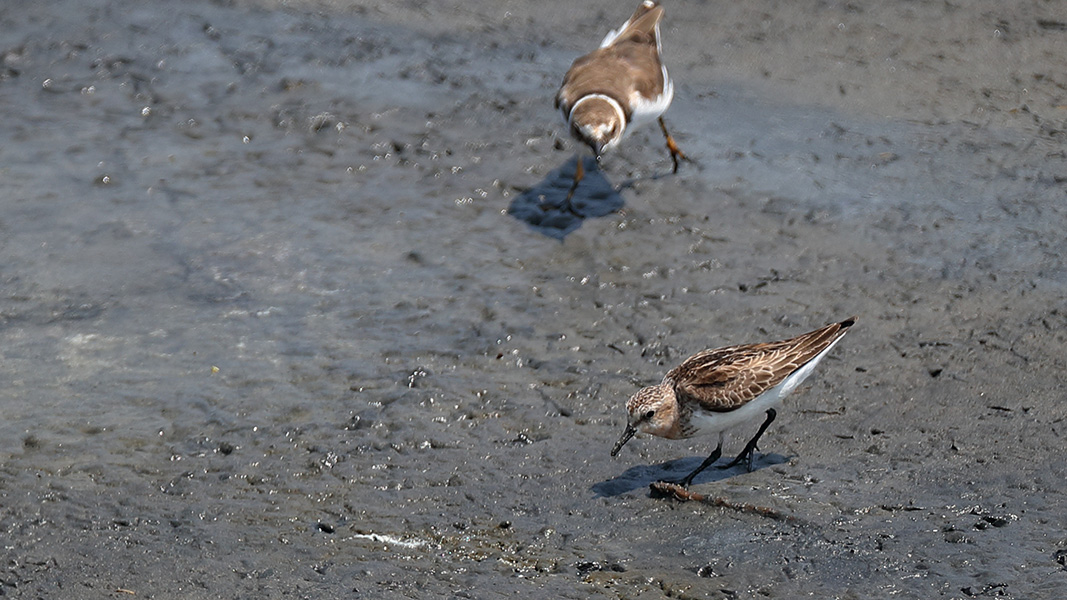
1,0,1066,597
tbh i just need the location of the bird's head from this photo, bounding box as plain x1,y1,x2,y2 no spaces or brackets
569,95,626,158
610,384,677,456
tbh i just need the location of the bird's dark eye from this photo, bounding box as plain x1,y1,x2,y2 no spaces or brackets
644,410,655,420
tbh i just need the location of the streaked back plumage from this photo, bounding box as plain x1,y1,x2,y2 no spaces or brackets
668,317,855,412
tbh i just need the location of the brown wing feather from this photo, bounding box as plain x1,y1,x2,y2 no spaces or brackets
669,318,855,411
608,3,663,48
556,44,663,117
556,3,665,115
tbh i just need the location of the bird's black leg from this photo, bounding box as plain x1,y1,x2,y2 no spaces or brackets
720,408,777,471
657,117,692,174
675,439,722,488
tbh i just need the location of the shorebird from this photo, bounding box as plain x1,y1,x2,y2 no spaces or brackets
553,0,690,212
611,317,856,488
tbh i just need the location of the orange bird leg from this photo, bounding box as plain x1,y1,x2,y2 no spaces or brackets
565,155,585,203
658,116,692,174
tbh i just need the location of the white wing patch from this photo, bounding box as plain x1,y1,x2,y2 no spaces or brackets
627,65,673,131
601,0,659,47
600,21,628,47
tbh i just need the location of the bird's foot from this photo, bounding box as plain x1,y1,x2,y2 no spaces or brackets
718,445,759,472
658,116,695,174
538,187,585,217
666,139,694,174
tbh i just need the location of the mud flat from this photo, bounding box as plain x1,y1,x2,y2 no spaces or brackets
1,0,1065,597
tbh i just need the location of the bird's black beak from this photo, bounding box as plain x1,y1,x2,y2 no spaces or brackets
587,139,605,159
610,423,637,457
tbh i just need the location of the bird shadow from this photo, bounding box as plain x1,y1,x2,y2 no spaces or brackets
590,452,789,498
507,156,624,240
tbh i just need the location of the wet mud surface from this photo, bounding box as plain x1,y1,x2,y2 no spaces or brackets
1,0,1066,597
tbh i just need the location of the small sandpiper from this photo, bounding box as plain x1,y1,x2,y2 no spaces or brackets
611,317,856,488
553,0,690,213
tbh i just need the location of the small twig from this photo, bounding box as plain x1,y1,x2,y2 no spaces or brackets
649,482,799,523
